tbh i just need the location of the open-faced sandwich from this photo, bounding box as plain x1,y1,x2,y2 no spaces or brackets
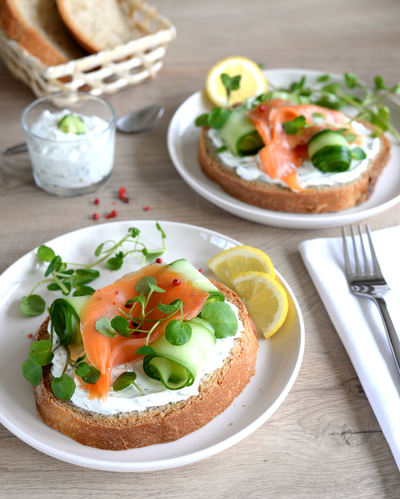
197,58,396,214
26,259,258,450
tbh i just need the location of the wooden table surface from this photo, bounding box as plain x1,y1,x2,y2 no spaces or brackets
1,0,400,497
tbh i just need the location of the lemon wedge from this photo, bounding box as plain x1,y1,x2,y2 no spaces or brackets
205,56,268,107
207,245,275,287
231,271,288,338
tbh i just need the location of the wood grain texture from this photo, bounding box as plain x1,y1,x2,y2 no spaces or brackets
1,0,400,496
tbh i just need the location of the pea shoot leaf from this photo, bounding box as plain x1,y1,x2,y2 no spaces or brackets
75,362,91,377
47,283,61,291
111,316,130,337
195,114,209,127
216,146,227,153
29,340,54,366
221,73,241,103
20,295,46,316
45,255,62,277
95,317,116,337
143,249,166,261
79,365,101,384
208,107,231,129
136,276,157,295
282,115,306,135
351,147,367,160
94,243,104,257
113,371,141,393
74,353,87,365
126,295,146,307
374,76,387,90
322,82,341,94
316,74,330,83
37,245,56,262
200,302,238,338
136,345,156,356
158,299,182,314
51,374,76,400
128,227,140,237
205,291,225,304
22,358,42,386
148,282,166,294
156,222,166,240
73,285,95,297
165,320,192,346
106,251,125,271
344,72,358,89
73,269,100,286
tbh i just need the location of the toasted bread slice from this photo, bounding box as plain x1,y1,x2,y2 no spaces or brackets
199,126,391,214
33,280,258,450
0,0,86,66
56,0,143,54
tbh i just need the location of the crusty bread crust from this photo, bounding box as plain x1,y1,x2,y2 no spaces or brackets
199,125,391,214
33,280,258,450
0,0,86,65
56,0,142,54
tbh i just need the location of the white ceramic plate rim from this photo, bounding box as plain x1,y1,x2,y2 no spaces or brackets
167,68,400,229
0,221,304,472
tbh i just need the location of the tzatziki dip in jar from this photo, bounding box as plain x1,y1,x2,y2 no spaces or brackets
22,93,116,196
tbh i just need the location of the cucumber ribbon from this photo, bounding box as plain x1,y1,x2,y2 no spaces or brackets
143,318,216,390
219,108,264,156
49,296,89,346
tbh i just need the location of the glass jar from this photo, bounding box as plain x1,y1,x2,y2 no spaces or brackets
22,92,116,196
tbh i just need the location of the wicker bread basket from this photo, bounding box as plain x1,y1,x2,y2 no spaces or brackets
0,0,176,97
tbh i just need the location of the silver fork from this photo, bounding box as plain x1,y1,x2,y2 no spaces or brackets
342,224,400,375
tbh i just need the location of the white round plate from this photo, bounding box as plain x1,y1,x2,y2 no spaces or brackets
167,69,400,229
0,221,304,472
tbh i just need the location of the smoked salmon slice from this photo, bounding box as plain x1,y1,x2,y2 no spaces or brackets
79,264,210,400
248,101,351,191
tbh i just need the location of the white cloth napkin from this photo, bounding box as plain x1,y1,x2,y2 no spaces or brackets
299,225,400,469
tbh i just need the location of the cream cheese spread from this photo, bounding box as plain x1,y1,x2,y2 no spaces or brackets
27,109,115,189
208,121,381,189
51,301,245,415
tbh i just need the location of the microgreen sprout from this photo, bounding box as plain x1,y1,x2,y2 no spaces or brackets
268,72,400,143
20,224,167,317
94,275,192,350
195,73,242,130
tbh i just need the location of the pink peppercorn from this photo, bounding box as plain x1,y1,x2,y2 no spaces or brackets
156,258,163,263
172,279,181,286
145,206,151,211
259,105,266,112
94,198,100,205
93,213,100,220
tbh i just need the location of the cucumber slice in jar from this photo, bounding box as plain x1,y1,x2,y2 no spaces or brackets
58,114,87,135
219,109,264,156
307,130,352,173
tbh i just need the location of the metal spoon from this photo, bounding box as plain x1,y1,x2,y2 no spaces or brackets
3,104,164,156
116,103,164,133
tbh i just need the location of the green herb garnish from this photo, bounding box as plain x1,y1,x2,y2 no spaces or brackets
95,275,191,348
113,371,144,395
195,73,242,130
21,224,167,316
269,72,400,143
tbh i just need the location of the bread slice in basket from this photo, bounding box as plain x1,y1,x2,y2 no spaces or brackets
56,0,144,53
33,281,258,450
199,125,391,214
0,0,86,65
